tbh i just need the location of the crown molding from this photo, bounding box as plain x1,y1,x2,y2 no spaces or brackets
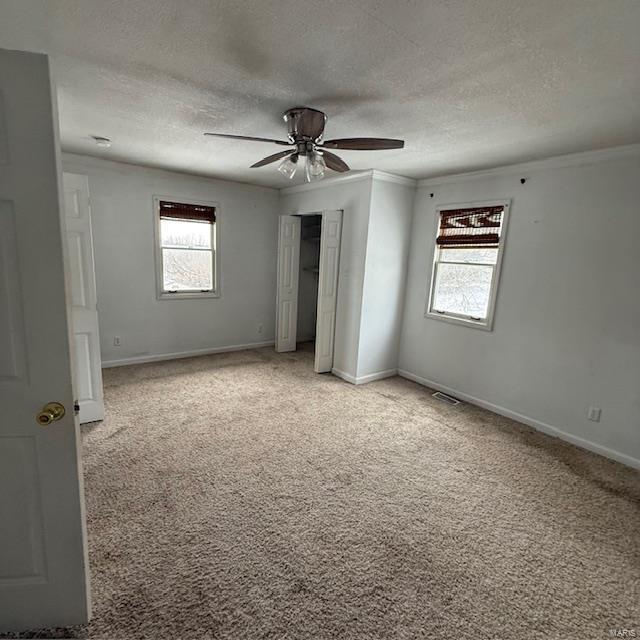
370,170,417,187
279,170,372,195
417,143,640,188
280,169,415,195
61,151,280,192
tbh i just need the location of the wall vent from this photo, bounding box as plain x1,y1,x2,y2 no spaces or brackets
432,391,461,406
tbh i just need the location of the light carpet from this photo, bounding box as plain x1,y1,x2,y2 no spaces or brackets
9,345,640,639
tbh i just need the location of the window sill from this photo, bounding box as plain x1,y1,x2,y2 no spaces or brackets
425,311,493,331
158,291,220,300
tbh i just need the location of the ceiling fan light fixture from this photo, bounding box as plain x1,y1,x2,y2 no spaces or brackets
277,153,298,179
305,151,326,182
204,107,404,180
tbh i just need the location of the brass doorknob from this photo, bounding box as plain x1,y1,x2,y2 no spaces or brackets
36,402,66,426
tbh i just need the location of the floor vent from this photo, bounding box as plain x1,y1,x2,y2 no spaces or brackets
432,391,461,406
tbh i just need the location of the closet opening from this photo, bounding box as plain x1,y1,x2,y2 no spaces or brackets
275,210,343,373
297,215,321,354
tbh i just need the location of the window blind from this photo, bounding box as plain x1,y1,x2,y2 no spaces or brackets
436,205,504,246
159,200,216,223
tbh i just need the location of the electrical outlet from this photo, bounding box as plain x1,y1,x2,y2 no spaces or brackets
113,336,121,347
587,406,601,422
257,323,264,334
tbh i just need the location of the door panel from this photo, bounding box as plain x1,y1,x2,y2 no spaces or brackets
67,232,87,307
62,173,104,423
314,210,342,373
276,215,300,352
73,332,95,402
0,201,26,380
0,49,90,632
0,437,46,582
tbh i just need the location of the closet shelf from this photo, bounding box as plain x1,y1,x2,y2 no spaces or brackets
303,267,320,274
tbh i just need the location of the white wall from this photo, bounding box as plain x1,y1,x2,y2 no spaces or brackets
63,148,639,467
357,179,414,379
280,173,415,381
399,148,640,467
62,154,280,365
280,176,373,378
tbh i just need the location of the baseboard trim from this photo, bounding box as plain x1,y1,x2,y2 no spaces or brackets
331,367,398,385
102,341,275,368
331,368,357,384
356,368,398,384
398,369,640,471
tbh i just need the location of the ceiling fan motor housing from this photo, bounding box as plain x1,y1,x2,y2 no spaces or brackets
283,107,327,147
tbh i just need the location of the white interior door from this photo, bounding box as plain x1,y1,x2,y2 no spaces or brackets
0,50,90,631
314,210,342,373
62,173,104,423
275,215,301,352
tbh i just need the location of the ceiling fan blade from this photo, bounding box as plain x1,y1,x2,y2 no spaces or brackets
250,149,294,168
204,133,291,146
321,138,404,150
321,150,350,173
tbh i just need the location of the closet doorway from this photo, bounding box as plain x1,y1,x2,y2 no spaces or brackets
275,210,342,372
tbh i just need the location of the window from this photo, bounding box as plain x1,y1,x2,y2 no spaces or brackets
155,198,218,298
426,201,509,329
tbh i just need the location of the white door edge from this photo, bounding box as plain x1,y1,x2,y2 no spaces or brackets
314,210,342,373
275,214,301,352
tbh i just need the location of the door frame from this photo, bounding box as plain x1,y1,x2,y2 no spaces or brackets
62,172,105,423
275,210,343,371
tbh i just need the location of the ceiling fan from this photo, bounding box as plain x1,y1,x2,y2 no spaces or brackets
204,107,404,182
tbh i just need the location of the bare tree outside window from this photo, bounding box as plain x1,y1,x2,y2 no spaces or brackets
432,248,497,318
160,218,214,291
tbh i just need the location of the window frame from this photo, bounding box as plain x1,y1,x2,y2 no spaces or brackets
425,199,510,331
153,195,221,300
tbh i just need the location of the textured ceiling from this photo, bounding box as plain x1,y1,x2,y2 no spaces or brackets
1,0,639,187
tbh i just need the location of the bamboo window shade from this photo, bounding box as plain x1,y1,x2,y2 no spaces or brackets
159,200,216,223
436,205,504,246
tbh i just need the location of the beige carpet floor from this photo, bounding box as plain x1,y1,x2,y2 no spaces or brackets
8,345,640,639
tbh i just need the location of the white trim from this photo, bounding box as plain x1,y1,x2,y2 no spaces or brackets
417,143,640,187
425,311,494,331
281,171,372,195
102,341,274,368
280,169,415,195
331,368,358,384
156,290,219,300
397,369,640,471
62,143,639,193
331,367,398,385
152,194,221,300
370,170,416,187
356,368,398,384
62,151,281,192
